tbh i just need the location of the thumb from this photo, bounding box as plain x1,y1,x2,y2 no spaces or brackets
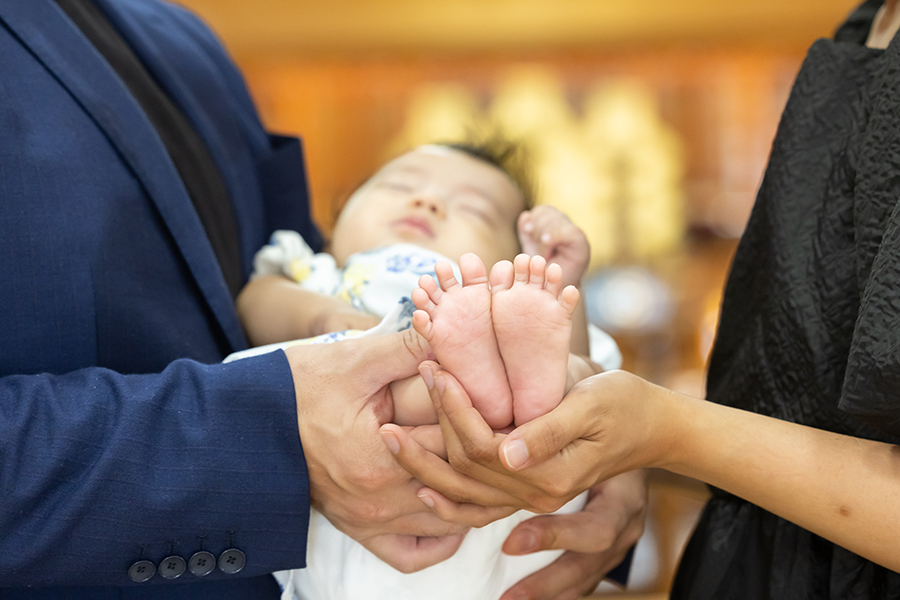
499,398,588,471
350,328,433,389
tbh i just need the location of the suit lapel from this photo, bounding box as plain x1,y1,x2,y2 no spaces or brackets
0,0,246,354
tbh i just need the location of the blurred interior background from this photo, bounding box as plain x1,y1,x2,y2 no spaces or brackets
176,0,860,595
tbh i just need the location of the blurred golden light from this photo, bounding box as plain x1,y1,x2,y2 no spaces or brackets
391,70,686,269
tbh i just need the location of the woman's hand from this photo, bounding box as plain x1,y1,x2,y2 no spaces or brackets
381,364,673,518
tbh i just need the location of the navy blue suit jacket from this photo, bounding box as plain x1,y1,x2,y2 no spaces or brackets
0,0,321,596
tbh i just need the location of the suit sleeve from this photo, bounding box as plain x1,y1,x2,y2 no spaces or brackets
0,351,310,587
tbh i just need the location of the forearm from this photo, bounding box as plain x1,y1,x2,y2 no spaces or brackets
236,274,324,345
663,392,900,571
0,354,309,586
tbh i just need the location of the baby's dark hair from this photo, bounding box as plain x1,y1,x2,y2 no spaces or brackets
438,139,535,210
329,138,534,229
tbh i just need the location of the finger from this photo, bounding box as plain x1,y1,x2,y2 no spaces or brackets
431,368,498,451
498,387,596,471
526,207,566,242
365,533,468,574
405,424,446,459
370,511,471,538
517,212,538,255
416,487,518,528
499,550,608,600
502,510,616,555
426,370,569,509
518,210,535,234
342,328,433,390
407,533,467,570
381,423,521,508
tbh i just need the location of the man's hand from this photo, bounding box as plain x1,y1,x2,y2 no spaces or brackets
284,329,468,572
499,471,647,600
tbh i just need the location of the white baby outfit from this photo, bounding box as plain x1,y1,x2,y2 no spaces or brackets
228,231,622,600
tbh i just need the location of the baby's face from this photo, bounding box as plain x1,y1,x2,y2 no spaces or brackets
330,147,525,268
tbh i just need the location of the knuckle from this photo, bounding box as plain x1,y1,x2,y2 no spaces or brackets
446,446,475,473
402,327,429,358
461,437,495,464
529,492,565,514
472,515,494,528
354,469,385,493
545,475,578,503
533,420,568,460
349,499,394,525
393,559,418,575
444,485,477,506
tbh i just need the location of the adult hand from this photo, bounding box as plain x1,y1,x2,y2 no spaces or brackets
284,330,468,573
381,364,670,518
361,531,467,574
499,471,647,600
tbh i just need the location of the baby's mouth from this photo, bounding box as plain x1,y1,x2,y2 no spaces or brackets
391,216,435,238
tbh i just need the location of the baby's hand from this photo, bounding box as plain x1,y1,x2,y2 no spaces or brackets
311,296,381,336
518,206,590,288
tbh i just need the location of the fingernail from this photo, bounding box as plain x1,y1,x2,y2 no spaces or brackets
519,530,539,553
381,430,400,455
502,439,530,470
417,492,435,508
434,372,446,393
420,364,434,390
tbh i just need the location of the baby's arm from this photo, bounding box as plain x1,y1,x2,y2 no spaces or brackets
236,274,380,347
517,206,591,356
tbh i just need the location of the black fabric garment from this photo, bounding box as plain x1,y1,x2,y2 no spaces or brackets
55,0,243,298
671,1,900,598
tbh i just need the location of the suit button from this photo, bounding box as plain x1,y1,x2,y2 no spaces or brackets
128,560,156,583
217,548,246,575
188,551,216,577
159,555,187,579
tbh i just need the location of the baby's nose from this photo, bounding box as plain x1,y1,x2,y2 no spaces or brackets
413,197,443,216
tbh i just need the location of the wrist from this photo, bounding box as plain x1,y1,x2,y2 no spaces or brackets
649,387,705,473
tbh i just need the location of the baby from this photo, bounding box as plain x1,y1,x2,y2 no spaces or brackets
233,143,617,599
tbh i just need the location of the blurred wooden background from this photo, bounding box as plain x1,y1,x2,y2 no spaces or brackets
174,0,860,594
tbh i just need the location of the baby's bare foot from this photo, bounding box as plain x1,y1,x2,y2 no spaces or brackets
490,254,580,425
411,254,513,429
